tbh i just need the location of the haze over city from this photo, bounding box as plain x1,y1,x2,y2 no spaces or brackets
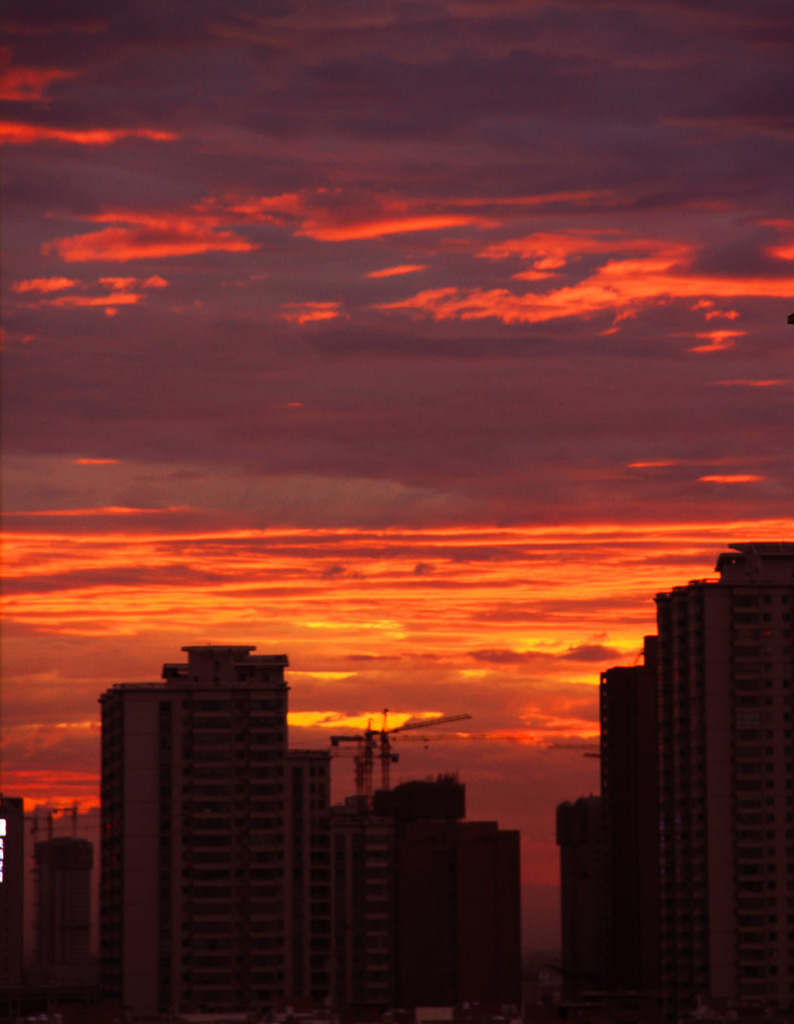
2,0,794,954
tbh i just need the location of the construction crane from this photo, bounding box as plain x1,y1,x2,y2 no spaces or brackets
331,710,472,805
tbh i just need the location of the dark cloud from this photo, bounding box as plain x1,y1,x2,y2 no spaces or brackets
561,643,622,663
469,648,536,665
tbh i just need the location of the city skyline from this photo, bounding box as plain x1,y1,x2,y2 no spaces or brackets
3,0,794,955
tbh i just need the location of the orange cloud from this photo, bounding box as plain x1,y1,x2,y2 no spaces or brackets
71,459,120,465
689,330,745,353
769,243,794,261
278,300,346,324
44,213,256,262
4,518,793,652
48,292,142,309
367,264,428,278
12,277,77,293
3,516,793,829
699,475,765,484
0,65,77,101
0,121,177,145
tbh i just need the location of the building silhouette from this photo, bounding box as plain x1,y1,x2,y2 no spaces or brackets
656,542,794,1016
99,645,330,1017
34,836,93,983
0,796,25,986
556,795,605,999
599,636,660,995
100,646,522,1016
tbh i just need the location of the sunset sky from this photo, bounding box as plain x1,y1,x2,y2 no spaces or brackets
2,0,794,948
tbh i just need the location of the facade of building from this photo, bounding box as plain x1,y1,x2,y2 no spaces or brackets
285,750,332,1004
599,636,660,995
99,645,330,1017
396,817,521,1009
330,798,396,1009
0,795,25,986
656,543,794,1016
556,795,605,999
330,777,521,1012
34,836,93,982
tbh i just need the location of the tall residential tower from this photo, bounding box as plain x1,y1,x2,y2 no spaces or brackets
656,543,794,1016
99,645,331,1017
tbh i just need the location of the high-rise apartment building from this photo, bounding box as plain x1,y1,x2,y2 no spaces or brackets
396,817,521,1009
656,543,794,1016
556,795,605,999
34,836,93,982
99,645,330,1017
330,798,396,1009
599,636,660,995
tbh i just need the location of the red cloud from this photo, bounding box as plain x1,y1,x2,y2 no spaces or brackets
219,189,612,243
375,232,794,328
0,121,177,145
48,292,141,309
18,275,169,313
12,277,77,293
367,264,428,278
0,65,77,101
40,189,616,271
44,212,256,262
278,300,346,324
713,380,789,388
299,213,483,241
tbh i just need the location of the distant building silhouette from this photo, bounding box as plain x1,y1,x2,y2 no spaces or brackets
34,836,93,983
556,795,605,998
599,636,660,995
656,542,794,1016
99,646,330,1017
0,796,25,985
